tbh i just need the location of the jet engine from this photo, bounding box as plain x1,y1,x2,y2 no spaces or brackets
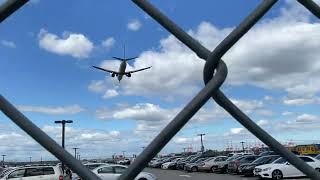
126,73,131,77
111,73,115,77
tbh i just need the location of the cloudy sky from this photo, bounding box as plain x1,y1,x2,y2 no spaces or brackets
1,0,320,161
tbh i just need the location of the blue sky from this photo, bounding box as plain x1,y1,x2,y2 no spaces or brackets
1,0,320,161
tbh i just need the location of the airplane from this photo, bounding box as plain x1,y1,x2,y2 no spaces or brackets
92,48,151,82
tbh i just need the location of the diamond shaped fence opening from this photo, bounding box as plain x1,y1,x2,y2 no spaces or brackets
0,0,320,180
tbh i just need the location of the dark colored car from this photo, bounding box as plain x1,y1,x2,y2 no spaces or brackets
176,155,198,170
258,151,278,156
227,155,260,174
240,155,280,176
184,157,213,172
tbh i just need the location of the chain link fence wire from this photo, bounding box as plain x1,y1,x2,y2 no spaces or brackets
1,0,320,180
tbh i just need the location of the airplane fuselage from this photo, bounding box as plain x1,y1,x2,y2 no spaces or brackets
118,61,127,81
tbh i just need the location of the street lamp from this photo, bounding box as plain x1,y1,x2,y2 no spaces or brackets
72,148,79,159
55,120,73,172
1,155,6,166
240,141,245,152
197,133,206,153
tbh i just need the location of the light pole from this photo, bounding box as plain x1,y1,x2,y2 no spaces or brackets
55,120,73,172
240,141,245,152
72,148,79,159
183,148,187,153
197,133,206,152
1,155,6,166
29,156,32,163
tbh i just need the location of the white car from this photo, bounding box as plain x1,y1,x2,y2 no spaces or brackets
93,164,156,180
0,166,63,180
197,156,228,172
255,156,320,179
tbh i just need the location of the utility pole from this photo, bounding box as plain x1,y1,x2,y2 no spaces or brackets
197,134,206,153
29,156,32,163
183,148,187,153
240,141,245,152
1,155,6,166
72,148,79,159
55,120,73,172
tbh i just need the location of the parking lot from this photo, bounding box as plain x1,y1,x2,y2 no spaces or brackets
144,168,310,180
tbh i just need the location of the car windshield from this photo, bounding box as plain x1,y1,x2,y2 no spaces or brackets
315,154,320,160
226,156,238,161
194,158,206,163
184,156,194,161
204,157,214,162
273,157,287,164
252,156,280,164
86,164,103,170
189,157,200,163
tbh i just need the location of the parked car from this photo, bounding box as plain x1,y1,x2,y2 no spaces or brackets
73,162,109,180
92,164,156,180
161,158,184,170
176,155,198,170
241,155,280,176
227,152,252,157
227,155,260,174
117,159,130,165
0,166,63,180
184,157,209,172
255,155,320,179
149,157,178,168
258,151,278,156
84,163,109,170
216,155,243,173
197,156,228,172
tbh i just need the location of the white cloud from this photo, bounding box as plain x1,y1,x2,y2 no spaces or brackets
101,37,115,49
113,103,172,121
18,104,85,115
1,40,16,48
103,89,119,99
282,111,294,116
279,113,320,131
257,119,269,126
283,97,320,105
296,114,318,123
38,29,93,58
88,80,107,93
127,19,142,31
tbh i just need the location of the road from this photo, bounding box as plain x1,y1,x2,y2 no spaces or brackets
144,168,310,180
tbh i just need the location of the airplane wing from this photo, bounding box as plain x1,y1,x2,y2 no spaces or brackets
125,66,152,74
92,66,119,74
112,57,125,61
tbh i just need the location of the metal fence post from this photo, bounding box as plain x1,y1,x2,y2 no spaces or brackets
0,0,29,23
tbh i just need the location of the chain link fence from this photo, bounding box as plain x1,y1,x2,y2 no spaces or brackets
1,0,320,180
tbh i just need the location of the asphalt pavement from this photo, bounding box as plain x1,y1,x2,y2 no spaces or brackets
144,168,310,180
